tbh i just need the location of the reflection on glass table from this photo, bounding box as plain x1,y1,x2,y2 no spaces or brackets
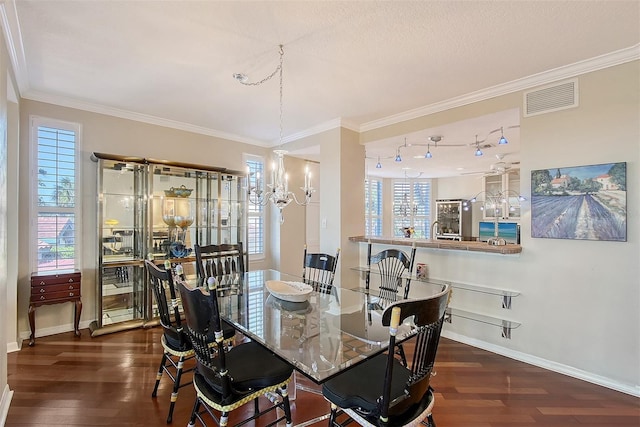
210,269,422,385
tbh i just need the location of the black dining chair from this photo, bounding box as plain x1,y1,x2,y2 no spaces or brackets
302,245,340,294
322,284,450,427
177,277,294,427
366,242,416,300
194,243,245,282
145,259,194,424
193,243,244,347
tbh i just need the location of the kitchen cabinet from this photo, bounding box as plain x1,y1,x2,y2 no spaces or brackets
482,170,521,220
89,153,247,336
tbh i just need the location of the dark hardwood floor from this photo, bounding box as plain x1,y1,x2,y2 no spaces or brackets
6,327,639,426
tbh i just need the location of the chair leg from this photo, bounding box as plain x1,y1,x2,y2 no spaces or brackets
329,403,338,426
280,385,293,427
152,352,168,397
422,413,435,427
166,355,186,423
220,411,229,427
188,398,201,427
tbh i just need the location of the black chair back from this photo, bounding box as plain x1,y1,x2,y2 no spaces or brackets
302,245,340,293
366,243,417,299
145,260,190,351
380,285,450,419
194,243,245,284
177,278,233,398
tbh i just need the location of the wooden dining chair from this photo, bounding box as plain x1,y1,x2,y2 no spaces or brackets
145,259,194,424
322,284,450,427
177,277,294,427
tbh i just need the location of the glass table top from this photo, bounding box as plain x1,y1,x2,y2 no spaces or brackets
209,269,429,384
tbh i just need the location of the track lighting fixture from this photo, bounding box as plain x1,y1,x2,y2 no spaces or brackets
499,127,508,145
474,135,483,156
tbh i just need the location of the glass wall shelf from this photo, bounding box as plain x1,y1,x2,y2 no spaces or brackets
446,307,521,339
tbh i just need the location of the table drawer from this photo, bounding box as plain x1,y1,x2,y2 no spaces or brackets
31,272,81,287
32,282,81,294
32,290,80,302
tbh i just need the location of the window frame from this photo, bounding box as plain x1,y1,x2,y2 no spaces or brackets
244,154,266,260
30,116,82,274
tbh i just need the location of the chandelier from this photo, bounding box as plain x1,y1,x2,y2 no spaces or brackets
393,170,419,217
235,45,314,223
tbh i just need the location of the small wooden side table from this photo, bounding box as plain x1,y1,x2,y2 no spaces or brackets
29,271,82,346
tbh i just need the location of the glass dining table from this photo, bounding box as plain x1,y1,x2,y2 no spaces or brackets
202,269,424,385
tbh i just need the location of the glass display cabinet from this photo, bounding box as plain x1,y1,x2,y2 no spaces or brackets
434,199,472,241
482,170,521,220
90,153,247,336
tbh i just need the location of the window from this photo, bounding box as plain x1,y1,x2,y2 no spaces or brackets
365,178,382,236
245,155,265,258
392,178,431,238
31,117,81,273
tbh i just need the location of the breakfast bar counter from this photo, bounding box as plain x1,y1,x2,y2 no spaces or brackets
348,235,522,255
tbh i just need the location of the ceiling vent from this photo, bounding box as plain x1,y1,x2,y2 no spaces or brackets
524,78,578,117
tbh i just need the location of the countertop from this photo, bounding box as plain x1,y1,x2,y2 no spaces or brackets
348,235,522,255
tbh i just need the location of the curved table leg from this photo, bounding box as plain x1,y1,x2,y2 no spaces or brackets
28,303,36,346
74,299,82,337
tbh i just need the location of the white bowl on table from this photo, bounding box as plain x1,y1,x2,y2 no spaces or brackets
266,280,313,303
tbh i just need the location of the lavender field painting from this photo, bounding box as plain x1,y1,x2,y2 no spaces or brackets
531,162,626,241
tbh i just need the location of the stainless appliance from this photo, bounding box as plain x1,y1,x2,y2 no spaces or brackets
434,199,472,241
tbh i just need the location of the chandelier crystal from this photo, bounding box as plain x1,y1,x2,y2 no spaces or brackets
237,45,314,223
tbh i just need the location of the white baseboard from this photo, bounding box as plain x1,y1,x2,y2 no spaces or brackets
18,319,94,342
442,330,640,398
0,384,14,427
6,341,19,353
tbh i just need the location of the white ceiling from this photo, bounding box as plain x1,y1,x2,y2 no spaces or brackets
7,1,640,178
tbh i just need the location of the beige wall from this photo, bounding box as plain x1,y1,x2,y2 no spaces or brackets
16,100,275,338
0,20,13,422
360,61,639,395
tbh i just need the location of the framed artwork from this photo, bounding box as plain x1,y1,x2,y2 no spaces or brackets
531,162,626,241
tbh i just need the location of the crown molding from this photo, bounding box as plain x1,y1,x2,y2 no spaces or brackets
0,0,29,95
279,117,359,146
360,44,640,132
22,89,271,147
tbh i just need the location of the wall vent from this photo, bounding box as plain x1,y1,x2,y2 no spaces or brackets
524,79,578,117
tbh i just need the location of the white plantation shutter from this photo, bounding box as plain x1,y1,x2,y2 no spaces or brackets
33,118,81,273
365,178,383,236
392,179,432,238
245,156,265,257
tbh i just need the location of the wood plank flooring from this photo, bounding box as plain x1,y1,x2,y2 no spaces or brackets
6,328,639,426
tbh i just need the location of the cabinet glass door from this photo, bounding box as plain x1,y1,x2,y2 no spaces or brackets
436,201,461,235
506,170,521,219
483,175,502,219
220,174,245,245
150,164,199,260
98,160,146,327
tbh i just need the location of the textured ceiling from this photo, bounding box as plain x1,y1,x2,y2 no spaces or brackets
10,0,640,177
